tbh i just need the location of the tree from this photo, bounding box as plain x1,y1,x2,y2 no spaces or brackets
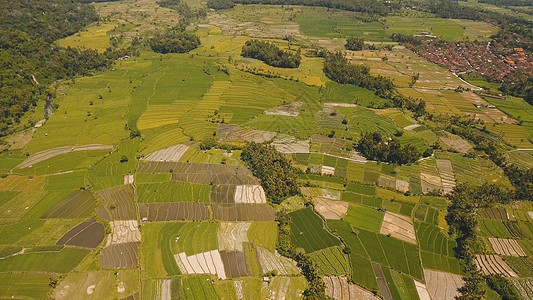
241,40,301,68
345,37,364,51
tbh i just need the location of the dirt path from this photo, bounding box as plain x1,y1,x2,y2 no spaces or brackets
17,144,113,169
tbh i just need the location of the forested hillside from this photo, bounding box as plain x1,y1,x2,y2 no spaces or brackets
0,0,110,137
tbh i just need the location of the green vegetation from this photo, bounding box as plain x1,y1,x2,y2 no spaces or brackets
345,37,364,51
357,132,423,165
241,142,300,204
289,207,341,253
150,28,201,54
241,40,301,68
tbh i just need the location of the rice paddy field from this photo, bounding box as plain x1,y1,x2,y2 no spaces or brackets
1,0,533,299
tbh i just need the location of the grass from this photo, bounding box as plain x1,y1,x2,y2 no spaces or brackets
247,221,278,253
0,247,88,272
0,273,52,300
289,207,341,253
181,275,221,300
343,204,384,232
173,222,218,256
56,22,117,53
309,246,350,276
137,181,211,203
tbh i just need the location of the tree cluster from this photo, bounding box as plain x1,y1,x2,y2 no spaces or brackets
356,132,421,165
208,0,390,15
158,0,207,25
345,37,364,51
485,275,520,300
323,52,394,98
150,28,201,54
241,40,301,68
207,0,236,9
241,142,300,204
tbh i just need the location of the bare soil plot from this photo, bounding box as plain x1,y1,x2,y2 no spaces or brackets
420,172,443,194
475,255,518,277
97,185,137,220
17,144,113,169
271,134,310,154
220,250,249,278
436,159,455,194
161,280,171,300
488,238,526,257
378,174,396,190
255,246,300,275
173,167,258,186
138,203,210,221
217,124,277,143
124,175,134,185
313,198,349,220
265,101,302,117
211,185,237,203
439,132,472,154
479,207,508,220
56,219,104,249
404,124,421,131
42,190,96,218
372,262,393,300
379,212,417,244
395,179,410,193
414,280,431,300
174,250,227,280
212,204,276,221
424,269,464,300
142,144,189,162
99,242,139,269
107,220,141,246
323,276,379,300
321,166,336,175
323,103,358,109
218,222,251,252
234,185,266,204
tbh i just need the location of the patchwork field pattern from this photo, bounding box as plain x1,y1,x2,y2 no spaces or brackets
174,250,227,279
107,220,141,245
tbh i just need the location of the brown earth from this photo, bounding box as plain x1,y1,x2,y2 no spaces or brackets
212,204,276,221
138,203,210,221
220,250,249,278
97,185,137,220
56,219,105,249
99,242,140,269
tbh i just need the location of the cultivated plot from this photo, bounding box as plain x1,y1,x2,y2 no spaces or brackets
174,250,227,280
488,237,527,257
99,242,140,269
17,144,113,169
217,222,251,252
138,203,210,221
313,197,349,220
142,144,190,162
217,124,277,143
323,276,379,300
379,212,417,244
255,246,300,275
212,204,276,221
97,185,137,220
475,255,518,277
56,219,105,249
107,220,141,246
423,269,463,300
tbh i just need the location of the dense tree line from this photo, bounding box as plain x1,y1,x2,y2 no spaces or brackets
345,37,364,51
207,0,236,9
500,74,533,106
241,142,300,204
446,183,517,299
478,0,532,6
485,275,520,300
150,27,201,54
241,40,301,68
0,0,116,137
390,33,422,46
356,132,422,165
208,0,391,16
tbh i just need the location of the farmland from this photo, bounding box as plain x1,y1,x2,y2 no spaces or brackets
1,0,532,298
